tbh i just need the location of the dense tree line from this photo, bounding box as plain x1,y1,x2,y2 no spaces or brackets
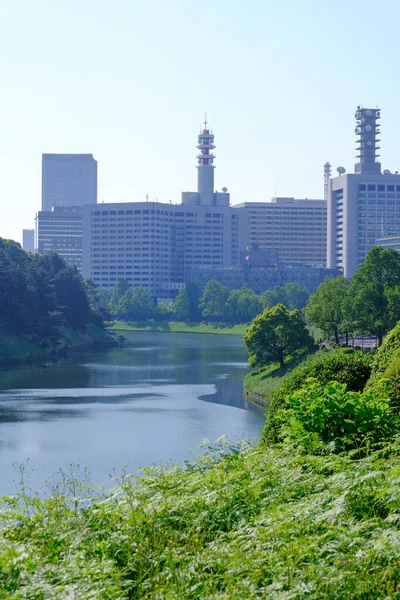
305,246,400,346
105,279,310,324
0,239,98,347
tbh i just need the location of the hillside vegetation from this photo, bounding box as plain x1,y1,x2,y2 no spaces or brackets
0,439,400,599
0,238,115,362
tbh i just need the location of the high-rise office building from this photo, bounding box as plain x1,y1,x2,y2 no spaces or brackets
82,201,247,299
37,153,97,267
235,198,327,266
41,154,97,211
327,107,400,277
22,229,34,253
35,206,83,271
82,123,247,300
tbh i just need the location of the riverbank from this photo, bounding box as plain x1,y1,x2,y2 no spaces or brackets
107,320,247,335
1,439,399,598
243,348,324,404
0,323,117,366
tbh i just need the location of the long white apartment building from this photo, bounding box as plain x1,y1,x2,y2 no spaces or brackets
82,202,247,298
327,107,400,277
82,120,247,299
235,198,327,266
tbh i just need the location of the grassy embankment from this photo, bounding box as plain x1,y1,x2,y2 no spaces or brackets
1,438,400,598
243,348,326,406
108,320,247,335
0,323,117,366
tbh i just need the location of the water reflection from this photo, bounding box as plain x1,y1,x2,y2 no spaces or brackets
0,332,264,495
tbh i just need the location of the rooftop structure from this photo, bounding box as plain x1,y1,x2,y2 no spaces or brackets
327,107,400,277
182,117,230,207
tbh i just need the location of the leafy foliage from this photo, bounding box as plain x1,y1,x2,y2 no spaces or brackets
349,246,400,345
371,320,400,372
226,285,263,323
262,282,309,312
199,279,230,321
2,440,400,598
172,289,191,321
261,351,373,445
367,322,400,412
305,276,351,343
0,239,95,346
280,379,398,454
244,304,314,369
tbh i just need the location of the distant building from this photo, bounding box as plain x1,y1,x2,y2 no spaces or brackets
235,198,327,267
327,107,400,277
22,229,34,253
82,201,247,300
82,122,248,300
35,206,83,271
376,235,400,252
42,154,97,211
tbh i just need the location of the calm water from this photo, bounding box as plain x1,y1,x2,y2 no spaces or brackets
0,332,264,495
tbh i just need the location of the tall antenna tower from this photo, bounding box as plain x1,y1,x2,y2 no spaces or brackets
323,162,332,202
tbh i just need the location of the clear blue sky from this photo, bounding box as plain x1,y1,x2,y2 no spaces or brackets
1,0,399,242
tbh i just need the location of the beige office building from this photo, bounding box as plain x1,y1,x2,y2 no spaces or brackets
235,198,327,266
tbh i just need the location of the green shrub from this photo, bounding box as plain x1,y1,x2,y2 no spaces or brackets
372,321,400,372
261,351,373,445
278,379,398,455
367,355,400,413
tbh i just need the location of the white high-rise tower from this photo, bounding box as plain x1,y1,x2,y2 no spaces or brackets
182,116,230,207
196,115,215,205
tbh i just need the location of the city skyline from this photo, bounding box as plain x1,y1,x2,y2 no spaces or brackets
2,0,400,243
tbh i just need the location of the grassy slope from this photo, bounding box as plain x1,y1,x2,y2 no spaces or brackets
1,441,400,598
243,349,324,398
0,330,46,363
0,324,116,365
108,320,247,335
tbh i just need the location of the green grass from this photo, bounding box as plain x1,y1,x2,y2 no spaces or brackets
243,349,325,398
108,320,248,335
2,439,400,598
0,330,46,364
0,324,116,366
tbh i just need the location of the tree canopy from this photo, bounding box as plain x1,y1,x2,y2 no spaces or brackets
304,276,351,344
0,239,96,347
350,247,400,345
244,304,314,369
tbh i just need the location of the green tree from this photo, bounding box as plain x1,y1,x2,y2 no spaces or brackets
284,283,309,311
185,283,202,321
305,276,351,344
199,280,230,321
262,285,288,309
244,304,314,369
109,280,130,316
172,289,190,321
350,246,400,345
227,285,262,323
117,286,153,321
154,302,171,321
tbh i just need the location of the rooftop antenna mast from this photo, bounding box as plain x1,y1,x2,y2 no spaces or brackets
323,162,332,202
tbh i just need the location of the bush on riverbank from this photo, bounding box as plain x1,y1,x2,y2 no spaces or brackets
260,351,373,445
1,438,400,598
